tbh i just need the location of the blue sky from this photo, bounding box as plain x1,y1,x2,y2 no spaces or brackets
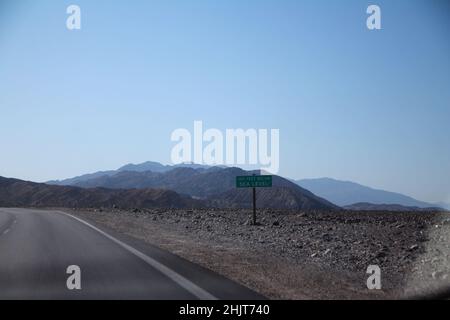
0,0,449,203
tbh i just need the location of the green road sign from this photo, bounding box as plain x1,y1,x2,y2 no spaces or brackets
236,175,273,188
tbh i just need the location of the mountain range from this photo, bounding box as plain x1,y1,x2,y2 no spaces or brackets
47,165,337,210
343,202,444,212
49,162,445,210
0,176,202,209
295,177,443,209
0,163,341,210
434,201,450,211
47,161,214,186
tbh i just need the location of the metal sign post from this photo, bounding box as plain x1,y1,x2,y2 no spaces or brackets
236,175,273,225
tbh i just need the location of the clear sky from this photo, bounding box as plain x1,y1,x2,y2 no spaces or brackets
0,0,449,203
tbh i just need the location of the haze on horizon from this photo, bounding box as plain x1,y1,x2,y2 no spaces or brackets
0,0,449,204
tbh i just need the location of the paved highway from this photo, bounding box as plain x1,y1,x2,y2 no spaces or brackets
0,208,263,300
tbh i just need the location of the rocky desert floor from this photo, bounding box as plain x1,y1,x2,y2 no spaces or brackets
67,208,450,299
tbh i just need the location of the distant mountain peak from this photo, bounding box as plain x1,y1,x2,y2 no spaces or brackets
48,161,218,186
118,161,168,173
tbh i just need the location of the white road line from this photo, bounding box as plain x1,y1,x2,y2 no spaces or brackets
57,211,217,300
3,228,10,235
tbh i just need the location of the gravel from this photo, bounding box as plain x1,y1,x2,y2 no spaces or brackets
68,207,450,299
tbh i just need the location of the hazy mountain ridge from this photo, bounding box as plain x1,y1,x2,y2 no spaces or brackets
296,177,435,208
46,170,117,186
434,201,450,211
1,168,337,210
50,166,338,210
0,176,202,209
46,161,445,211
48,162,215,186
344,202,446,212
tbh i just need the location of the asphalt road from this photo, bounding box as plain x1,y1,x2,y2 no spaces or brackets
0,208,264,300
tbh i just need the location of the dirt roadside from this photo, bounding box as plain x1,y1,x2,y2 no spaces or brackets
65,208,450,299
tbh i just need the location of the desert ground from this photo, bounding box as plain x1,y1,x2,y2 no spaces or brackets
68,208,450,299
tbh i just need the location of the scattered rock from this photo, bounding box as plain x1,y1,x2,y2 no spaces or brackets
431,271,448,280
418,236,429,243
77,206,449,296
